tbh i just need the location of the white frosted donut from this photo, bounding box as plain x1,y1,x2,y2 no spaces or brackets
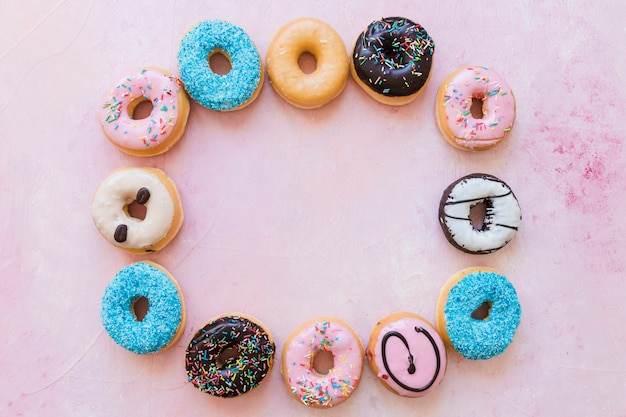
438,173,521,254
91,167,183,254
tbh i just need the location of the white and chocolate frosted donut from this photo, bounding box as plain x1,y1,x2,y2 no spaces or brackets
91,167,183,254
438,173,521,254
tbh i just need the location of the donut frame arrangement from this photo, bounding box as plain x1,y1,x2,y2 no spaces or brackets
93,16,522,407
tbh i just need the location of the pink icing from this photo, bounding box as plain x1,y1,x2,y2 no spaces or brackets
370,315,446,397
99,68,182,151
440,66,515,149
283,320,363,407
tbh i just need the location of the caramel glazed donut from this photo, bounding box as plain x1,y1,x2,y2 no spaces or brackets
266,18,349,109
351,17,435,105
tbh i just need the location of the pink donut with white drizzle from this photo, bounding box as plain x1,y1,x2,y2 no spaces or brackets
281,317,363,408
366,312,447,397
99,67,190,156
436,66,516,151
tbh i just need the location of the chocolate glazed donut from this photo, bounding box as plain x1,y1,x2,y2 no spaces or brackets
185,315,275,397
352,17,435,97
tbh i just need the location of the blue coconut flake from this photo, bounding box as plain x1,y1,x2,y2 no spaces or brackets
444,270,521,360
177,20,261,111
100,262,183,354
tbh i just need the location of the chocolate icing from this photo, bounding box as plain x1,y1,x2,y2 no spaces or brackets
352,17,434,97
381,327,441,393
185,315,275,397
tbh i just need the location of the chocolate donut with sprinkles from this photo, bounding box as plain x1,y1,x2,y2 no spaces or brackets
351,17,435,105
185,314,275,398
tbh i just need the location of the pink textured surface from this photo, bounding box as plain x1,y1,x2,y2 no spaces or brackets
1,1,625,415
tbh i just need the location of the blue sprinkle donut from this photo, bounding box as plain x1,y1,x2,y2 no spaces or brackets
100,261,185,354
177,20,263,111
435,267,521,360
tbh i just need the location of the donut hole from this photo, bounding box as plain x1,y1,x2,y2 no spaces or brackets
297,51,317,74
131,296,150,321
217,346,240,368
208,50,232,75
125,200,147,221
470,97,485,119
471,301,492,320
312,349,334,375
469,201,488,231
128,98,154,120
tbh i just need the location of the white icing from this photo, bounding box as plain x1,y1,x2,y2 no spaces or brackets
441,176,521,253
92,169,175,250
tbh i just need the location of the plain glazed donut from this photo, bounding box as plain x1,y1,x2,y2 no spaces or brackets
177,20,263,111
99,67,190,156
100,261,185,354
435,267,522,360
366,312,447,397
185,313,275,397
439,173,522,254
436,66,516,151
351,17,435,105
91,167,183,254
282,317,363,408
266,18,349,109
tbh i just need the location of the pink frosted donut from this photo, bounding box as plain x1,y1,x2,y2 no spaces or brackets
366,312,447,397
436,66,516,151
281,317,363,408
99,67,190,156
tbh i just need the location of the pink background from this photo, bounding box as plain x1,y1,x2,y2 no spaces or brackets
1,0,625,415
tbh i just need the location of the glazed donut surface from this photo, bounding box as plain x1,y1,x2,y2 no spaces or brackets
266,18,349,109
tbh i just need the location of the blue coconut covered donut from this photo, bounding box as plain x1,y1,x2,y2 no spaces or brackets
101,261,185,354
435,267,521,360
177,20,263,111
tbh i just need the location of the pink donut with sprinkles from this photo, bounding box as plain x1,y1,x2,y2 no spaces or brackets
99,67,190,156
281,317,363,408
436,66,516,151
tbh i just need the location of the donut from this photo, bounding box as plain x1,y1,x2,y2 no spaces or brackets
436,66,516,151
366,312,447,397
100,261,185,354
282,317,363,408
91,167,183,254
438,173,522,254
435,267,522,360
99,67,190,156
351,17,435,105
177,20,263,111
266,18,349,109
185,313,275,397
